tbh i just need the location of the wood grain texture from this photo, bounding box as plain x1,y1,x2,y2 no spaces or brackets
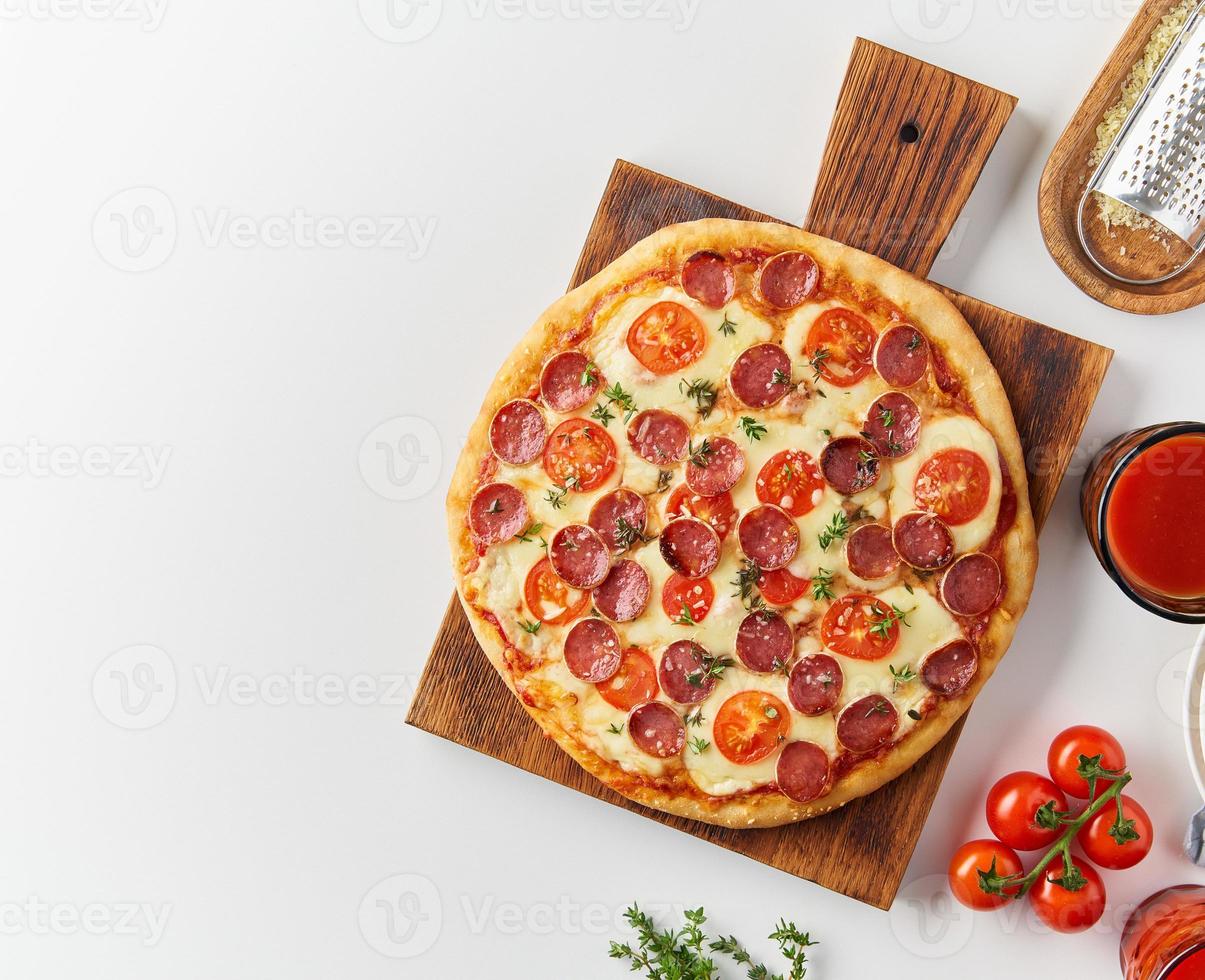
1038,0,1204,314
805,39,1017,276
409,41,1114,909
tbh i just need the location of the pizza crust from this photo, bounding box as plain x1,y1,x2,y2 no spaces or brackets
446,219,1037,829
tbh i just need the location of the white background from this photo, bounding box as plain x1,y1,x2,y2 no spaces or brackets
1,0,1202,977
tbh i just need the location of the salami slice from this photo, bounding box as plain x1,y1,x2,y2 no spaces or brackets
729,343,793,408
844,523,900,581
921,639,979,696
788,653,843,716
776,741,831,804
540,350,599,413
588,488,649,552
737,505,800,571
659,517,721,579
940,553,1003,617
629,701,686,758
820,436,880,495
892,511,955,570
592,559,651,623
488,399,548,465
862,392,921,459
658,639,717,704
685,437,746,497
735,610,794,672
562,618,622,683
627,409,690,465
759,251,821,309
469,483,528,545
681,250,734,309
837,695,899,753
549,524,611,589
874,324,929,388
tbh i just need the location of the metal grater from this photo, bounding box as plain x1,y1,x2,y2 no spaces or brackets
1078,0,1205,285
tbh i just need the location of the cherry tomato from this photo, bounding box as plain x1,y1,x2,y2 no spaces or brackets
820,593,899,660
755,449,825,517
523,556,590,626
542,418,616,492
985,771,1070,852
757,567,810,606
1028,857,1106,933
947,839,1023,911
660,573,715,623
804,308,876,387
1047,725,1126,799
595,647,659,712
913,448,991,525
713,691,790,765
665,484,736,540
626,301,707,375
1076,795,1153,870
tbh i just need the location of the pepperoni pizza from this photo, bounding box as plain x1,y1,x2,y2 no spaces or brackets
447,220,1036,828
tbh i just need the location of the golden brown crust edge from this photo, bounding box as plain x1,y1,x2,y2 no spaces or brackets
445,218,1037,829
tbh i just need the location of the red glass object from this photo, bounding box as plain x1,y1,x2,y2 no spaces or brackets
1121,886,1205,979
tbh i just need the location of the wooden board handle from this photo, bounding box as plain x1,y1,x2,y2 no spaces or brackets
804,38,1017,278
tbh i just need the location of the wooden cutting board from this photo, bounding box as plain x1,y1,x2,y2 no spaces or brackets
407,39,1113,910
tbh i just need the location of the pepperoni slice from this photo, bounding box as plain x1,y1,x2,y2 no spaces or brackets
661,573,715,623
592,559,651,623
940,553,1003,616
758,567,810,605
540,350,600,413
820,436,880,495
759,251,821,309
837,695,899,753
627,409,690,465
469,483,528,545
713,691,791,764
735,610,794,672
737,505,800,571
524,556,590,626
820,593,899,660
681,251,734,309
596,647,659,711
549,524,611,589
685,437,746,497
755,449,825,516
627,301,707,375
658,639,717,704
776,741,831,804
729,343,793,408
543,418,617,492
862,392,921,459
629,702,686,758
893,511,955,570
563,618,622,683
665,485,736,540
488,399,548,465
914,448,992,525
805,309,877,388
921,639,979,696
788,653,843,716
659,517,721,579
588,488,649,552
844,523,900,581
874,324,929,388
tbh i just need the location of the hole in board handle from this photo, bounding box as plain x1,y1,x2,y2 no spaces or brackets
899,122,921,144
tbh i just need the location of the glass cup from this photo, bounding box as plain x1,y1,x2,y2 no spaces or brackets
1081,422,1205,624
1121,885,1205,979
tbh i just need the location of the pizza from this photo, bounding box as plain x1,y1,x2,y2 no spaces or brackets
446,219,1037,828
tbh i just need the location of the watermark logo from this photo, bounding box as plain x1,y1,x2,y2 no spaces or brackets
1157,642,1200,727
0,897,172,945
358,873,442,959
358,0,443,42
889,873,974,958
0,0,168,30
890,0,975,42
92,645,177,730
0,439,170,489
359,416,442,502
92,187,177,273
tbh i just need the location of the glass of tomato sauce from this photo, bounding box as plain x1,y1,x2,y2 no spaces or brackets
1082,422,1205,623
1121,885,1205,979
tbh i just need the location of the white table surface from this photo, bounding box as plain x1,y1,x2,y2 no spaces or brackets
2,1,1203,977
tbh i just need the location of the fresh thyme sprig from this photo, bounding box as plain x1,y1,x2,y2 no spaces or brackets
673,601,698,627
614,516,655,551
514,521,544,543
817,511,850,551
889,663,916,692
739,416,767,442
688,438,713,468
688,736,710,755
869,604,914,640
686,647,733,688
680,378,718,418
718,312,737,337
544,476,579,510
591,381,638,426
810,567,835,601
808,347,830,381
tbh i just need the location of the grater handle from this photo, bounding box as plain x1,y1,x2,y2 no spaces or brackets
1075,188,1205,287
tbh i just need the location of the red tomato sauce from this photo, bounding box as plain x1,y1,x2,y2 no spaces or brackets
1105,433,1205,599
1169,947,1205,980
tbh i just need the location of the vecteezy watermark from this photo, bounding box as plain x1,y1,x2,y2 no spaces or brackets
0,0,168,30
891,0,1141,43
93,187,436,271
358,0,701,44
889,873,975,959
358,416,443,502
359,874,443,959
1157,642,1201,728
0,439,171,489
0,897,172,946
92,645,177,731
192,665,417,708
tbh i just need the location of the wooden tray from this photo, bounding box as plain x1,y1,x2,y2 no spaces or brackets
408,39,1113,910
1039,0,1205,315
